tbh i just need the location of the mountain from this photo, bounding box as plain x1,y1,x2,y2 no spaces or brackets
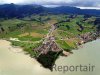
45,6,100,15
0,4,100,18
45,6,81,14
0,4,44,18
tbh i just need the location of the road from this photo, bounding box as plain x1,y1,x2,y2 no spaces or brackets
34,24,62,57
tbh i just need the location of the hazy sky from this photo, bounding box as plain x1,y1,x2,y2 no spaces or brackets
0,0,100,9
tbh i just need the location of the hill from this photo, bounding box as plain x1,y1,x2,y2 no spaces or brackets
0,4,100,19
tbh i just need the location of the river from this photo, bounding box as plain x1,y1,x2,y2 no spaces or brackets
0,39,100,75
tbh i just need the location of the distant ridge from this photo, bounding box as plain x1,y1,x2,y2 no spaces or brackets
45,6,100,15
0,4,100,18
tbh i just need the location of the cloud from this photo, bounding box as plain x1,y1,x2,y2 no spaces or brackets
0,0,100,8
71,0,100,7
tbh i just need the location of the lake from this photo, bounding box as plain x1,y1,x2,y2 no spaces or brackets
0,39,100,75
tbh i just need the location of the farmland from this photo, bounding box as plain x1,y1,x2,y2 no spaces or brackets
0,14,100,70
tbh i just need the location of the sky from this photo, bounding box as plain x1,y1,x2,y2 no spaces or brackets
0,0,100,9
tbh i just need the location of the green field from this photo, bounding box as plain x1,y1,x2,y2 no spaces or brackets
0,14,98,57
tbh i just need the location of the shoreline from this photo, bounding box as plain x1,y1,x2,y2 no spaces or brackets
0,36,100,71
0,37,100,75
0,36,99,57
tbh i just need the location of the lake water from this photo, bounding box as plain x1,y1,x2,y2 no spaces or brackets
0,39,100,75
